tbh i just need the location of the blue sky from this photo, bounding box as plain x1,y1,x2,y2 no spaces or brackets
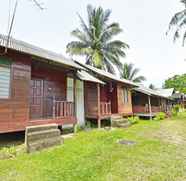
0,0,186,87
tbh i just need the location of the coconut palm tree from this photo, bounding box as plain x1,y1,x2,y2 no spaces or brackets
121,63,146,83
66,4,129,73
167,0,186,46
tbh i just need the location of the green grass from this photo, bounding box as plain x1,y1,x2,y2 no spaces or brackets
0,113,186,181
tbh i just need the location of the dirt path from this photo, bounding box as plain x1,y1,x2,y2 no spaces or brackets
153,120,186,145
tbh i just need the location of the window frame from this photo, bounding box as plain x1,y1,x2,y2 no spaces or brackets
0,58,12,100
123,88,129,104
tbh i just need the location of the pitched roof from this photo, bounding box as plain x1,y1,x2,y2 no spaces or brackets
77,70,105,84
133,85,170,99
0,34,82,69
76,62,138,87
156,88,174,98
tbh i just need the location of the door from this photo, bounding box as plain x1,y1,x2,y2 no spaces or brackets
30,79,44,119
76,80,85,126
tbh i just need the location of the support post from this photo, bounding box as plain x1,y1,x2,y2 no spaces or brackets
73,76,77,117
148,95,152,120
53,95,56,119
97,83,101,128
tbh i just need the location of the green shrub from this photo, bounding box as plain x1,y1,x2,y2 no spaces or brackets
85,121,92,129
128,116,139,125
171,104,181,116
153,112,166,121
74,124,83,133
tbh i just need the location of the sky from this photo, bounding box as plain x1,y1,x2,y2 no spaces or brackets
0,0,186,88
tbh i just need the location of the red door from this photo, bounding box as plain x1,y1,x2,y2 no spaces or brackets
30,79,44,119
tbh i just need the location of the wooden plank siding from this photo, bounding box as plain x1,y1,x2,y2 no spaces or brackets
0,49,31,133
0,48,77,133
132,91,168,114
84,81,133,121
117,83,133,115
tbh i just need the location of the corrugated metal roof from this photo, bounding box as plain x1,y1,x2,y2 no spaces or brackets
156,88,174,98
77,70,105,84
133,85,170,99
76,62,138,87
0,34,82,69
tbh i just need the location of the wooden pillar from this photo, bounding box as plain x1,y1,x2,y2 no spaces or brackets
73,75,77,117
53,95,56,119
148,95,152,120
97,83,101,128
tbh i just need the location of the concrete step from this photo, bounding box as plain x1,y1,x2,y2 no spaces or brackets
111,115,123,120
26,124,58,134
27,129,60,142
112,118,129,124
116,122,131,128
28,136,62,153
25,124,62,153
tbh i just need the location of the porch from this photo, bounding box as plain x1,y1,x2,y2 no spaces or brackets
28,61,77,127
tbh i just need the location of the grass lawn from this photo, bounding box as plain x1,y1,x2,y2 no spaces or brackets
0,113,186,181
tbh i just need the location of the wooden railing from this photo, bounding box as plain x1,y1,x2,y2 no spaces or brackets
53,101,74,118
100,102,111,116
30,96,74,119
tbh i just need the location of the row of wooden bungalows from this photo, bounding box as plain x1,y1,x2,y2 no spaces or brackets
0,34,174,133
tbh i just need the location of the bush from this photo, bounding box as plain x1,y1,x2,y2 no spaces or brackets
171,104,181,116
74,124,83,133
128,116,139,125
153,112,166,121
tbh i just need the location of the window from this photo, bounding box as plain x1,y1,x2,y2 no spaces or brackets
67,77,74,102
0,58,11,99
123,88,128,103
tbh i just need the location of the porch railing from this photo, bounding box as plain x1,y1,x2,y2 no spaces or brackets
54,100,74,118
100,102,111,116
30,96,74,120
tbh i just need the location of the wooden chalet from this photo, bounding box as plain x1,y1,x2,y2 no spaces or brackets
0,34,84,133
76,63,137,128
132,86,173,118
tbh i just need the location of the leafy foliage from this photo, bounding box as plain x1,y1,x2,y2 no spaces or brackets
167,0,186,46
67,4,129,73
164,74,186,93
121,63,146,83
128,116,140,124
153,112,166,121
171,104,181,116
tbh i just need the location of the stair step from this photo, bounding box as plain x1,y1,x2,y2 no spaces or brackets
117,122,131,128
26,124,58,134
27,129,60,142
112,118,129,124
111,115,123,120
28,136,62,153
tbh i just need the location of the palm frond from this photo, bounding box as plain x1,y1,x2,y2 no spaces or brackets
133,76,146,83
66,41,90,55
71,29,89,43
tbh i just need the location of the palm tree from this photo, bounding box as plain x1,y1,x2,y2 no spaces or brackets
66,5,129,73
167,0,186,46
121,63,146,83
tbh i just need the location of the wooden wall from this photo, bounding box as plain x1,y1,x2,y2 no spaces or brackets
84,82,98,118
31,62,67,100
117,83,133,115
0,49,31,133
132,91,166,113
0,48,76,133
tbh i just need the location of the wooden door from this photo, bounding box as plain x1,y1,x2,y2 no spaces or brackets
30,79,44,119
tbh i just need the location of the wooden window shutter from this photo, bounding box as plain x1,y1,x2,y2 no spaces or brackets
0,58,11,99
